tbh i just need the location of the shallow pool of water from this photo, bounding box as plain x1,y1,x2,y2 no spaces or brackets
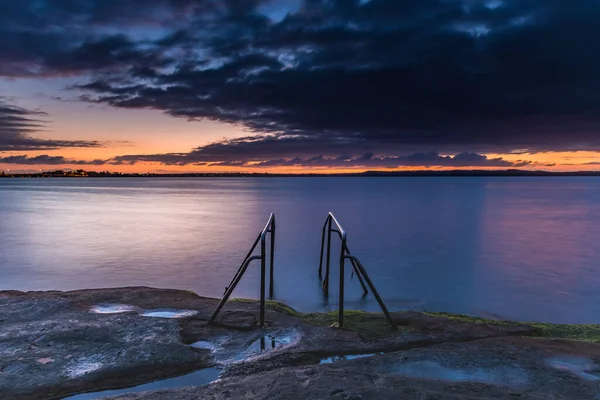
63,368,221,400
245,330,299,356
191,341,215,350
391,360,529,387
140,309,197,318
546,356,600,381
89,304,138,314
320,353,381,364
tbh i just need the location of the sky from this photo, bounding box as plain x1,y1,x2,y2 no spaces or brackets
1,0,599,173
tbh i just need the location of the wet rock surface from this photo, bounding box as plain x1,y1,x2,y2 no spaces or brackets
109,337,600,400
0,288,215,399
1,287,599,400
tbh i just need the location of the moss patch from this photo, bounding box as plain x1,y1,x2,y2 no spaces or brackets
529,323,600,343
301,310,399,338
424,312,510,325
265,300,300,317
230,299,395,337
229,298,600,342
229,298,255,304
230,298,300,317
426,312,600,343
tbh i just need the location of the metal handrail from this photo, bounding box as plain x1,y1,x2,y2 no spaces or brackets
209,213,276,328
344,255,395,328
319,213,367,294
318,212,396,329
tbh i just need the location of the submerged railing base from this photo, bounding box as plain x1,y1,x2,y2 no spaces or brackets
319,212,397,330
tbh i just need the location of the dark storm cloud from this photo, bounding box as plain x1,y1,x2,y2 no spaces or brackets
0,0,208,77
0,31,171,77
0,98,101,151
2,0,600,164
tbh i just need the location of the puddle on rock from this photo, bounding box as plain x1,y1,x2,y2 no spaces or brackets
191,341,215,350
186,331,300,364
90,305,196,319
246,331,298,355
89,304,138,314
391,360,529,387
320,353,382,364
63,368,221,400
546,356,600,381
140,309,197,319
221,330,299,363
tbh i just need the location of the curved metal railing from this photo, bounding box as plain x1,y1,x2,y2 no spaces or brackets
319,212,368,294
318,212,396,329
209,213,276,328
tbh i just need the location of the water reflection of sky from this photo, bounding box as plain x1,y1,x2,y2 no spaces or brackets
2,177,600,324
477,180,600,322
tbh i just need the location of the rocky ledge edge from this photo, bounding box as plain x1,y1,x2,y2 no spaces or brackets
1,287,600,400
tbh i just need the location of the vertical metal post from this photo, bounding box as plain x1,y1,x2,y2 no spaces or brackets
269,219,276,299
339,238,346,328
324,217,332,294
260,234,266,328
318,220,327,278
209,214,275,327
317,212,395,331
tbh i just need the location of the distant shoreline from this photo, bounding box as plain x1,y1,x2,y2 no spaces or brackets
2,169,600,178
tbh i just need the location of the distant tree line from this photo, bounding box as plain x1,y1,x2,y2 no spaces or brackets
2,169,600,178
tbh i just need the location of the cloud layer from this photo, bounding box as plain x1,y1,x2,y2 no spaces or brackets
0,154,106,165
0,151,530,169
2,0,600,167
0,97,101,151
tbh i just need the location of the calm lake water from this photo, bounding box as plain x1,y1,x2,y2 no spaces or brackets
1,177,599,324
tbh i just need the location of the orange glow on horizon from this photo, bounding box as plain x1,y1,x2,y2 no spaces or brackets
3,84,599,174
2,157,600,174
2,146,600,174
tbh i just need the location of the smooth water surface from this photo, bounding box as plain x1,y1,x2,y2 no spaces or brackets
320,353,380,364
63,368,221,399
391,361,529,387
546,357,600,381
1,177,600,323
